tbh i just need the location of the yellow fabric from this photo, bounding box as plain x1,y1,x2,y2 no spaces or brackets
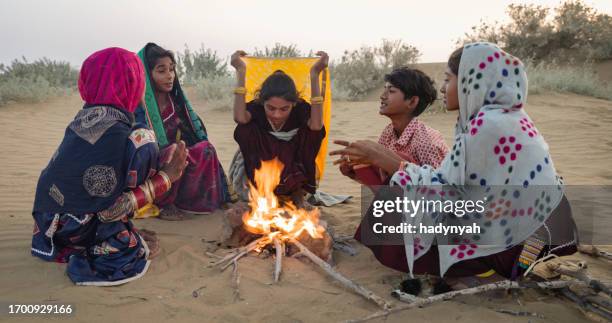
133,203,160,219
475,269,497,278
242,57,332,181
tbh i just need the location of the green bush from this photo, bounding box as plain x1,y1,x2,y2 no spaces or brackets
252,43,305,57
526,60,612,100
176,44,228,85
194,75,234,110
332,39,421,101
330,80,351,102
0,57,77,106
460,0,612,62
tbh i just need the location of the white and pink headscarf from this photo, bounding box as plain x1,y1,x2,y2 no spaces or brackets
390,42,563,276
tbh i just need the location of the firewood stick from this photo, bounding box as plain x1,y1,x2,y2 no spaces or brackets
220,242,261,271
213,236,268,270
232,260,241,302
273,237,283,283
601,251,612,261
346,280,585,323
547,262,612,297
585,295,612,314
390,290,423,303
289,238,392,310
560,288,612,322
578,245,612,261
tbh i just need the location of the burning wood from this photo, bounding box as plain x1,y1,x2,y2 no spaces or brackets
221,158,334,261
273,237,283,282
213,158,389,309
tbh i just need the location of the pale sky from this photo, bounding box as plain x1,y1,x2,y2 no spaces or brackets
1,0,611,67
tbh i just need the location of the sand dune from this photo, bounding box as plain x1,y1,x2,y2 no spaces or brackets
0,89,610,322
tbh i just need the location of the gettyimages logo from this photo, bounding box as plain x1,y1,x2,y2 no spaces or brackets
358,185,606,246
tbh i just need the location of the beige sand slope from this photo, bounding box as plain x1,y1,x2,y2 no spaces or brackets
0,89,611,322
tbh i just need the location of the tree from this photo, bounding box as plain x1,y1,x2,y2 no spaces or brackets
459,0,612,62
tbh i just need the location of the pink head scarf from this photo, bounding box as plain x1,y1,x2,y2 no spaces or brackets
78,47,145,113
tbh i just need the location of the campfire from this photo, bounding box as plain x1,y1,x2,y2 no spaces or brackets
209,158,391,310
242,158,329,259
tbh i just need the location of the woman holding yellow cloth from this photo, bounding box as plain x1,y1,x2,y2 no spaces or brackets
230,50,328,206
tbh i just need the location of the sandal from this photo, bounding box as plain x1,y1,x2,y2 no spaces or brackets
158,205,185,221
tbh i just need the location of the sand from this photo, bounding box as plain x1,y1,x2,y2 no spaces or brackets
0,80,611,322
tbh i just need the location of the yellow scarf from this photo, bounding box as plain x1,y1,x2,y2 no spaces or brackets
243,57,332,181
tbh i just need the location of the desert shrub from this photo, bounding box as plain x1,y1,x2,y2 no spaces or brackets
252,43,305,57
176,44,228,85
193,75,234,110
459,0,612,62
332,39,421,100
330,80,351,102
0,57,77,106
526,60,612,100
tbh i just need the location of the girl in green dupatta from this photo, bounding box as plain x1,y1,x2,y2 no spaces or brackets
135,43,232,220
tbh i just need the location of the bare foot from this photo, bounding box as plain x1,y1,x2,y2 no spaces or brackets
138,229,160,259
158,205,185,221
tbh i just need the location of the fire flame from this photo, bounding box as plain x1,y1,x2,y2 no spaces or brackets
242,158,325,240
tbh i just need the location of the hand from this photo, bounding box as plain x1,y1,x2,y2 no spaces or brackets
329,139,381,166
230,50,247,72
331,141,357,178
161,141,188,182
338,160,356,179
310,51,329,76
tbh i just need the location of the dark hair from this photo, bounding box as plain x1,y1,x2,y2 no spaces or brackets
384,67,437,117
447,47,463,76
145,43,176,71
256,70,299,104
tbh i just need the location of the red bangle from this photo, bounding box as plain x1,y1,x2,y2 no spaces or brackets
151,174,170,198
132,186,148,209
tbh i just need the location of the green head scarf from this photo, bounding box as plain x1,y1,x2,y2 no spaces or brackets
137,42,207,147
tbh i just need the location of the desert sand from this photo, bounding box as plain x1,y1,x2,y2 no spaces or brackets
0,63,611,322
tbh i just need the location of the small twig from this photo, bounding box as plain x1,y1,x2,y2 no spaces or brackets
346,280,585,323
232,260,242,302
547,262,612,297
273,237,283,283
390,290,424,303
212,237,269,271
290,238,392,310
495,309,545,319
578,245,612,261
585,295,612,313
560,287,612,322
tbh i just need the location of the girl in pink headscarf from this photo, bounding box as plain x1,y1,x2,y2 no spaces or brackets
31,47,188,286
